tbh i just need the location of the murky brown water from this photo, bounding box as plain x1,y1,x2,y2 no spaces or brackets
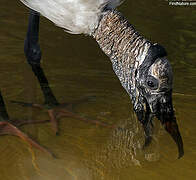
0,0,196,179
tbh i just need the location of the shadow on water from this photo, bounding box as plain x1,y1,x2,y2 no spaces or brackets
0,0,196,180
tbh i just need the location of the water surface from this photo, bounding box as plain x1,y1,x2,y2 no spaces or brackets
0,0,196,179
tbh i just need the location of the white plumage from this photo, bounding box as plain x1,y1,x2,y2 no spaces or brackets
20,0,123,35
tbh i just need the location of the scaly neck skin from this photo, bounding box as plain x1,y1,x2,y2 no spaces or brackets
93,10,151,108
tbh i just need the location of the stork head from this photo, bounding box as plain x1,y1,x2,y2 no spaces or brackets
134,44,184,158
142,57,173,115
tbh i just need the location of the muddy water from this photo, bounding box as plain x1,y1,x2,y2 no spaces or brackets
0,0,195,180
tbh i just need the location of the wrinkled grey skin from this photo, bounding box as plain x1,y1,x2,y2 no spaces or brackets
137,57,173,113
93,10,184,158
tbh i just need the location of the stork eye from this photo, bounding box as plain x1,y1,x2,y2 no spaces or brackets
147,80,155,87
146,76,159,90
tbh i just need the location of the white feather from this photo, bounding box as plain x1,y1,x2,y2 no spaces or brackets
20,0,124,35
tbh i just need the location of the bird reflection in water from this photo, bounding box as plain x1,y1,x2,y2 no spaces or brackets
96,117,159,166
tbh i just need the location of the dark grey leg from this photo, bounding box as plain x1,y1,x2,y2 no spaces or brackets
0,91,9,122
0,10,57,157
13,10,112,134
24,10,59,107
24,10,41,65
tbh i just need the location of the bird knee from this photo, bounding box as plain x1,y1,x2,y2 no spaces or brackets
24,40,42,65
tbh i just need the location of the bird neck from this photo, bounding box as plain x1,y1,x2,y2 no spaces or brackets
93,10,151,102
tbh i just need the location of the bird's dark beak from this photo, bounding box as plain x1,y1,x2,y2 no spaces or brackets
147,91,184,158
164,118,184,158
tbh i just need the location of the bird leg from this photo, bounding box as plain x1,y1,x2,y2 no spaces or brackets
0,10,55,157
12,64,113,134
12,10,112,135
0,91,54,157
